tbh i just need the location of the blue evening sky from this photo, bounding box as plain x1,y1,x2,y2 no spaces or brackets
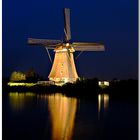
3,0,138,80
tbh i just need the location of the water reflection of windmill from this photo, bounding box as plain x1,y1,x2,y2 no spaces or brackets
28,8,105,85
47,94,77,140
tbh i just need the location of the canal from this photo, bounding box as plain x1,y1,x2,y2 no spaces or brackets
3,92,138,140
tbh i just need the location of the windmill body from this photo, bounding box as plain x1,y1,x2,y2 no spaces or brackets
28,8,105,85
48,45,78,84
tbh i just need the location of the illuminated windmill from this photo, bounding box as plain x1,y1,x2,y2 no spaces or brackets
28,8,105,85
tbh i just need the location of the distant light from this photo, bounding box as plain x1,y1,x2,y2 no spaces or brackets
104,81,109,86
66,43,69,46
98,81,101,85
98,81,109,87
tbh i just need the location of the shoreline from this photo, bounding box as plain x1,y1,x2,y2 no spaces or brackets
3,79,138,102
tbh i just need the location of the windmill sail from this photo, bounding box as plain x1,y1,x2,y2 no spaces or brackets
28,38,62,49
64,8,71,41
72,42,105,51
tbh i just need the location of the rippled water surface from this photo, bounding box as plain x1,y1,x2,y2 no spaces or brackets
3,92,138,140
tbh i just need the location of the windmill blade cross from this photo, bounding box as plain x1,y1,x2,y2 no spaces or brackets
64,8,71,41
72,42,105,51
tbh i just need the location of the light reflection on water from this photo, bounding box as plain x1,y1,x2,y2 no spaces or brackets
8,92,110,140
8,92,77,140
46,94,77,140
9,92,35,111
98,94,109,119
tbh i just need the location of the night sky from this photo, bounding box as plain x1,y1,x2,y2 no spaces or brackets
3,0,138,80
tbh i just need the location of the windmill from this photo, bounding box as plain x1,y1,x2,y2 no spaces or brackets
28,8,105,85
